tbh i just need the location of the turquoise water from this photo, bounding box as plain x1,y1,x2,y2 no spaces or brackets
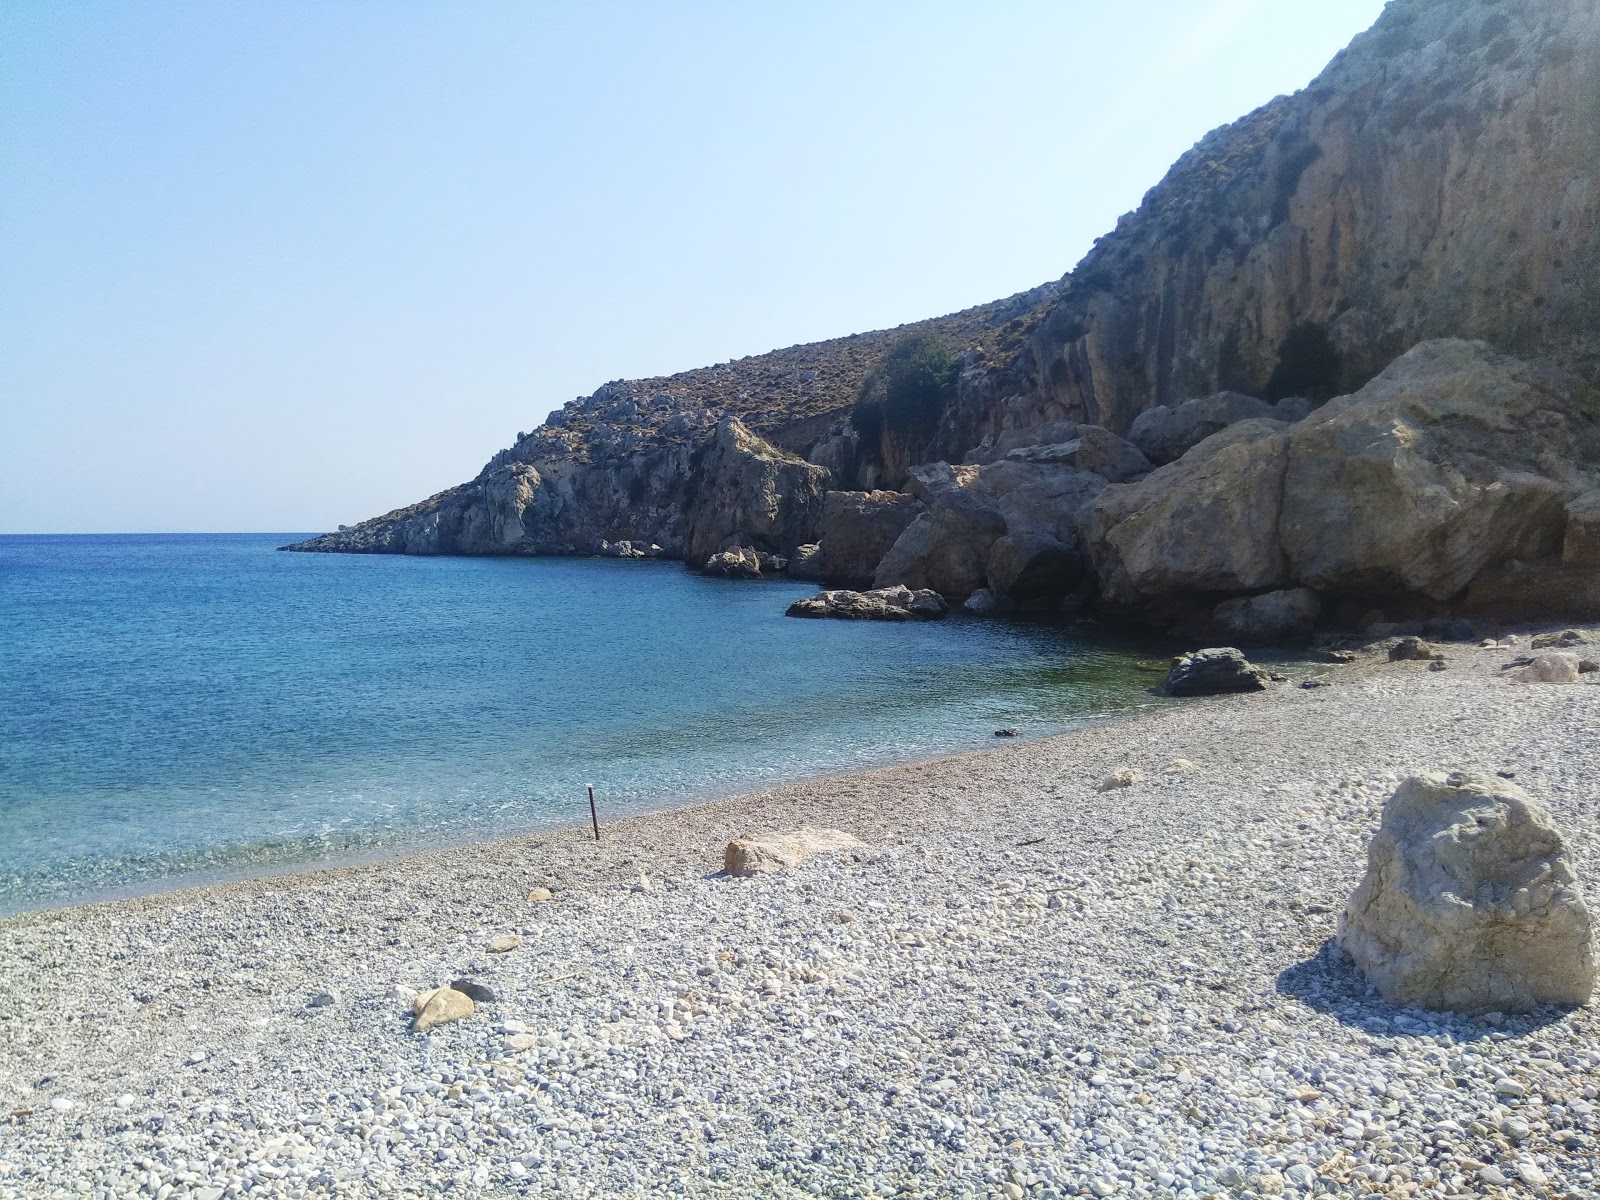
0,534,1169,913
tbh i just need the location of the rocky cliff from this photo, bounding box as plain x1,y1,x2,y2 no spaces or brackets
288,0,1600,629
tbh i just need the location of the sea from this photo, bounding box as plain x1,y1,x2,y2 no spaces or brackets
0,534,1178,914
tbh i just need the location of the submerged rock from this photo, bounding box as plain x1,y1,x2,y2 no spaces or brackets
1159,648,1269,696
1340,771,1596,1013
786,586,948,622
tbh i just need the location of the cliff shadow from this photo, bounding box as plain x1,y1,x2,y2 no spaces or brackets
1275,938,1570,1043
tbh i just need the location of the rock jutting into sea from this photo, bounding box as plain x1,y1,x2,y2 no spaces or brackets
284,0,1600,642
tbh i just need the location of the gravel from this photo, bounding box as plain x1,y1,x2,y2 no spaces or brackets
2,633,1598,1198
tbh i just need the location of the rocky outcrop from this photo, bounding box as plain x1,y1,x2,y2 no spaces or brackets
702,547,788,579
1085,420,1293,607
1020,0,1600,434
1340,771,1596,1013
1128,392,1280,465
786,586,948,622
1279,341,1582,600
873,491,1007,599
1086,340,1600,625
288,0,1600,640
1158,648,1270,696
813,490,925,587
684,418,829,565
999,425,1151,483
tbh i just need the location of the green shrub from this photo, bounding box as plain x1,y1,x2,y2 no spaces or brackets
850,333,957,447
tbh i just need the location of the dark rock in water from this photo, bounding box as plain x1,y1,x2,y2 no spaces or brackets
786,586,948,622
993,728,1019,738
449,979,497,1004
1159,648,1269,697
1301,678,1331,689
1389,636,1443,662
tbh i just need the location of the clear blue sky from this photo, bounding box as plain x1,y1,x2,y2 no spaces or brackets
1,0,1389,534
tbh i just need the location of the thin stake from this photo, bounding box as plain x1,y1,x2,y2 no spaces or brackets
588,784,600,841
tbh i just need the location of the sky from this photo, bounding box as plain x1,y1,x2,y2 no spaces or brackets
0,0,1390,534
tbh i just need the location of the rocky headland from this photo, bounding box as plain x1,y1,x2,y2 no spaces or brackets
286,0,1600,642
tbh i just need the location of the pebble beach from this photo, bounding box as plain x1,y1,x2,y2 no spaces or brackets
3,635,1598,1200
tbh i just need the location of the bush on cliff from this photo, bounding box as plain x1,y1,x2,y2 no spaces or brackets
851,333,957,452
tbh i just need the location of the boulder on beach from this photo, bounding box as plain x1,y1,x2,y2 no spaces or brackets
1515,652,1582,684
1340,771,1596,1013
724,827,864,877
873,489,1006,600
1388,636,1443,662
1158,648,1269,696
786,585,948,621
412,986,475,1033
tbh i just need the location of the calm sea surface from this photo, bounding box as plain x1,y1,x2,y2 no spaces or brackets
0,534,1173,913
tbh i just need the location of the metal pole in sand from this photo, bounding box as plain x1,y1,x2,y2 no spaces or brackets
588,784,600,841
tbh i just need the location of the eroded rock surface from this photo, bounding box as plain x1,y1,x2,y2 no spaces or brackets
785,586,948,622
1340,771,1596,1013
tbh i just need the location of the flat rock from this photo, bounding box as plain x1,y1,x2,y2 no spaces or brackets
786,585,948,621
1515,652,1582,684
724,827,864,877
411,986,475,1033
486,934,522,954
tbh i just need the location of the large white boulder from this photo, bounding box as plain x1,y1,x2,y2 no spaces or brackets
1340,771,1596,1013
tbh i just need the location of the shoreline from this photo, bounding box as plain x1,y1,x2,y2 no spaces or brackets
4,634,1599,1198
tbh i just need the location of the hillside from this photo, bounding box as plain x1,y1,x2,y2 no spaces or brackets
287,0,1600,567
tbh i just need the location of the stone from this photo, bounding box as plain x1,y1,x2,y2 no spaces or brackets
525,887,554,903
1514,652,1582,684
813,490,925,587
486,934,522,954
448,979,497,1004
962,420,1081,466
1210,588,1320,646
49,1097,73,1112
1002,425,1152,482
1389,636,1443,662
305,991,337,1008
1127,391,1278,465
1339,771,1597,1013
1097,769,1143,791
702,547,764,579
873,490,1007,600
993,728,1019,738
505,1032,539,1054
1562,493,1600,567
1163,759,1198,774
723,827,865,877
1158,648,1269,696
412,986,475,1033
786,585,948,622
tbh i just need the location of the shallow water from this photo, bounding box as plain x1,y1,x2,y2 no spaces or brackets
0,534,1175,912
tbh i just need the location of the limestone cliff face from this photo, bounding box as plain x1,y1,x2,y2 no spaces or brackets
1012,0,1600,435
289,0,1600,565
